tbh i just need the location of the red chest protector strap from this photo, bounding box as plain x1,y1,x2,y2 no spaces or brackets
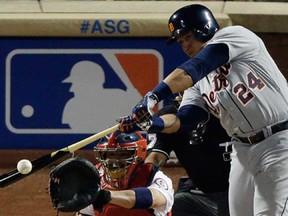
95,162,160,216
128,162,159,188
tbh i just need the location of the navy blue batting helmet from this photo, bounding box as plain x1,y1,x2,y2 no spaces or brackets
167,4,220,44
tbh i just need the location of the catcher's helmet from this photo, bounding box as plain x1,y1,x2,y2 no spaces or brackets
167,4,220,44
94,130,147,189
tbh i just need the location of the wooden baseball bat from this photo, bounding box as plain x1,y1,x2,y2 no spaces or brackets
0,124,119,188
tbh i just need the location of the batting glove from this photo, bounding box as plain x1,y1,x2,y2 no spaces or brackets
132,92,159,123
118,115,143,133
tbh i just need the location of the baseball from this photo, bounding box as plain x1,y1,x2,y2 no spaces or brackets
17,159,32,175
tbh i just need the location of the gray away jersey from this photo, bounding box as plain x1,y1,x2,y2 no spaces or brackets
180,25,288,137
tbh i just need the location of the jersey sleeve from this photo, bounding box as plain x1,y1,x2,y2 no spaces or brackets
208,25,261,62
178,43,229,83
148,170,174,216
180,84,208,112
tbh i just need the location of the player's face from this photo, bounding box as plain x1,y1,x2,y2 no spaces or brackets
177,32,205,57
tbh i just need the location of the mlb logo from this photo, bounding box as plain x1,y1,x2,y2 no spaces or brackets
6,49,163,134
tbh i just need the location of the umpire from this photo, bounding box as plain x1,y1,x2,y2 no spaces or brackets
145,97,231,216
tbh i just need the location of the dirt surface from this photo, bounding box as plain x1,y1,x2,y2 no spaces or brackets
0,150,186,216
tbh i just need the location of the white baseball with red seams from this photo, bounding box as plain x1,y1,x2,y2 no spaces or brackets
17,159,32,175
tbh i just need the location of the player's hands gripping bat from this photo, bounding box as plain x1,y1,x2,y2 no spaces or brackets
132,92,159,123
118,92,158,133
118,114,155,133
118,115,143,133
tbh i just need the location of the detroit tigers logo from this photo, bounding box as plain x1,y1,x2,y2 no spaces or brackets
168,23,174,33
202,64,231,115
213,64,230,91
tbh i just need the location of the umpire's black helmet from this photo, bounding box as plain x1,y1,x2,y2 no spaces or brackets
167,4,220,44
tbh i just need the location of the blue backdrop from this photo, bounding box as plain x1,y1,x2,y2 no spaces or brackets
0,37,188,149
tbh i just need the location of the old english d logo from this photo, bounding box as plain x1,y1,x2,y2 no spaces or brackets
6,49,163,134
168,23,174,33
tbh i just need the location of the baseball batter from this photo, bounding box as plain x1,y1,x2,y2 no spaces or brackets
119,4,288,216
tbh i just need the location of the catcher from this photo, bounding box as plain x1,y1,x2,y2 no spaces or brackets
49,130,174,216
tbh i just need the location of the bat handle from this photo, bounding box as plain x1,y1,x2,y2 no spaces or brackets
67,124,119,153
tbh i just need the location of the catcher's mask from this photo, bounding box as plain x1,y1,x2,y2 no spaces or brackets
167,4,219,44
94,130,147,189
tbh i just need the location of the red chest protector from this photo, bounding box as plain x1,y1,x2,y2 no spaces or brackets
95,162,158,216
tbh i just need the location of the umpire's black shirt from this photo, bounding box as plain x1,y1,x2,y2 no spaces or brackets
150,105,231,193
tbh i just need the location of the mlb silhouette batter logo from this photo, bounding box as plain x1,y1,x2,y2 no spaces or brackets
6,49,163,134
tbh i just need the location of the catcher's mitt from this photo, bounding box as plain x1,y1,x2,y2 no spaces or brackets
49,157,101,212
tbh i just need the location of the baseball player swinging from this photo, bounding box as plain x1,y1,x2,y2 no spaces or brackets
119,4,288,216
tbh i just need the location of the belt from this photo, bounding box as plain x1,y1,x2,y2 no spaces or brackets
235,120,288,144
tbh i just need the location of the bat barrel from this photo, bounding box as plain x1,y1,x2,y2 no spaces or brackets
0,124,119,188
